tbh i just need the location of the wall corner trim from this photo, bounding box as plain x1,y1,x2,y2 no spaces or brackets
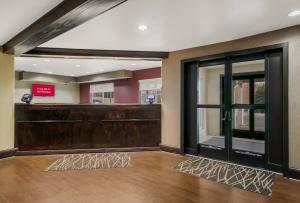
287,168,300,180
159,144,182,154
0,148,18,159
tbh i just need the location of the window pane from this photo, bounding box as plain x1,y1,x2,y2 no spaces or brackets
139,78,162,104
198,108,224,148
254,78,265,104
90,83,114,104
232,109,249,130
232,80,249,104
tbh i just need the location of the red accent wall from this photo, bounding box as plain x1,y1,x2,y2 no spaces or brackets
79,67,161,104
80,83,90,104
114,67,161,103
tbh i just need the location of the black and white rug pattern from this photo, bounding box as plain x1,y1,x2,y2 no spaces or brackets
175,156,276,196
46,152,130,171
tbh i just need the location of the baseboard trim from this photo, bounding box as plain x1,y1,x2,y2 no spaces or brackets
15,147,160,156
159,144,181,154
287,168,300,180
0,148,18,159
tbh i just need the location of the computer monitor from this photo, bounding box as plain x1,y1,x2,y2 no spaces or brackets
21,94,33,104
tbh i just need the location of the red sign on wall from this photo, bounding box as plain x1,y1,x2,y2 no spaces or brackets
32,84,55,97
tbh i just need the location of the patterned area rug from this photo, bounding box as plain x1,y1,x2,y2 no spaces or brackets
46,153,130,171
175,156,276,196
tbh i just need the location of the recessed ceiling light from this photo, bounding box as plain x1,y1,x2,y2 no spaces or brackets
47,71,53,74
44,59,50,62
288,10,300,17
131,63,136,66
33,64,37,66
75,64,81,67
86,72,90,74
138,24,148,31
71,74,75,77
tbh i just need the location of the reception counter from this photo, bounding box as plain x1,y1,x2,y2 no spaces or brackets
15,104,161,155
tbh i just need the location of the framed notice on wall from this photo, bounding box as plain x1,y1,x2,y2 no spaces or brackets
32,84,55,97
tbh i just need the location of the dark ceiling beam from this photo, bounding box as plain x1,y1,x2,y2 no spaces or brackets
3,0,127,56
23,47,169,59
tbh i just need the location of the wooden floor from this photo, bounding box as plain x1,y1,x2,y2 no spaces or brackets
0,151,300,203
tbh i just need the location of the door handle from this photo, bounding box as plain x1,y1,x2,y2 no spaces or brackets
221,111,227,121
221,111,231,121
227,111,232,121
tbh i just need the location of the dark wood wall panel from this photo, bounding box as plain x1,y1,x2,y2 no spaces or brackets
15,104,161,152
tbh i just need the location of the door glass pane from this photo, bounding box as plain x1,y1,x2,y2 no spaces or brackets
254,109,265,132
231,59,265,154
254,78,265,104
232,109,265,154
232,137,265,154
233,80,249,104
198,108,224,148
232,109,249,130
198,64,224,105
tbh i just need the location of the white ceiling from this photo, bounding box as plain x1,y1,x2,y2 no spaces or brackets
3,0,300,76
14,57,161,77
41,0,300,51
0,0,63,46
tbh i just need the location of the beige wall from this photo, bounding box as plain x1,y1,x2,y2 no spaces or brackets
0,51,14,150
162,25,300,168
15,79,80,104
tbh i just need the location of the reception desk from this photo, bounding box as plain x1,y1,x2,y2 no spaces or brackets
15,104,161,155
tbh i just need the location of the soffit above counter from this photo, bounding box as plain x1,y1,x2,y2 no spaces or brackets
18,70,133,84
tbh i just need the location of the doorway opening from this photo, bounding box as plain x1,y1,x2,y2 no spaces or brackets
181,44,288,174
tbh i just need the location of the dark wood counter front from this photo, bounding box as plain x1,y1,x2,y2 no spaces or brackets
15,104,161,154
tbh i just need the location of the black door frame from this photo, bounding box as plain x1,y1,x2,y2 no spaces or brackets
197,54,267,168
181,43,289,176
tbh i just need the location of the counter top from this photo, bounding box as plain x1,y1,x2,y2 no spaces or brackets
15,103,160,106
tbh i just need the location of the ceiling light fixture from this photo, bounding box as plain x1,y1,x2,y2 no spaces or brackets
44,59,50,62
75,64,81,67
48,71,53,74
86,72,90,74
33,64,37,66
138,24,148,31
288,10,300,17
131,63,136,66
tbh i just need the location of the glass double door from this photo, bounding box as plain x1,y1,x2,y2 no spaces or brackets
197,58,266,168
